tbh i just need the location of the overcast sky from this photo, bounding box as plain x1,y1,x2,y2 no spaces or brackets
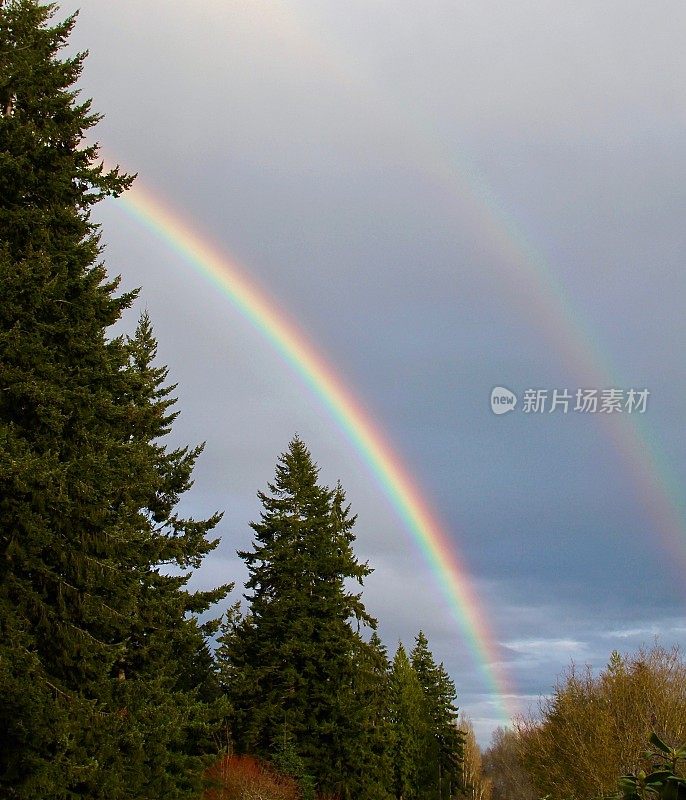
66,1,686,743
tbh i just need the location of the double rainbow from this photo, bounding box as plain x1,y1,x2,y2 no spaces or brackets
105,0,686,733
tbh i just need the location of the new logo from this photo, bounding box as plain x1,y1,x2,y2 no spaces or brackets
490,386,517,415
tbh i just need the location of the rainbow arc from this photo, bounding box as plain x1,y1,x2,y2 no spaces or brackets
117,182,516,723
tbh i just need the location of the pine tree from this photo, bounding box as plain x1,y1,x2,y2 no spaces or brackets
433,663,464,796
343,631,395,800
110,315,232,790
271,732,316,800
0,3,230,797
219,437,375,797
390,642,431,800
411,631,464,800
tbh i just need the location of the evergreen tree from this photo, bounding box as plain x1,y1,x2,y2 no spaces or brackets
390,642,431,800
271,732,316,800
219,437,375,797
341,632,395,800
0,3,230,797
111,315,232,784
411,631,464,800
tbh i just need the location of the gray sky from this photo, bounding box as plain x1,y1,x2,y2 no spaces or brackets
66,0,686,743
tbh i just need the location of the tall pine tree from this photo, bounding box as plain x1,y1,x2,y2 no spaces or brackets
0,3,230,797
390,642,431,800
219,437,375,797
343,631,395,800
411,631,464,800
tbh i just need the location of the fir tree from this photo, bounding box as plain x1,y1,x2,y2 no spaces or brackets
411,631,464,800
390,642,431,800
271,732,316,800
343,631,395,800
0,3,230,797
110,315,232,786
433,663,464,796
219,437,375,797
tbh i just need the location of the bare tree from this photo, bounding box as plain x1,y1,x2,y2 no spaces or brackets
460,716,492,800
482,726,535,800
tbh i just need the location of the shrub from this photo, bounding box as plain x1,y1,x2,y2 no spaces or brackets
609,731,686,800
205,755,300,800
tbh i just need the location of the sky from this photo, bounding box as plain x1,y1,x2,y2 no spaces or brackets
65,0,686,744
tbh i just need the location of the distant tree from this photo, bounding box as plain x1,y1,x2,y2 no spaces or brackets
459,717,491,800
411,631,464,799
0,3,230,797
218,437,375,798
482,727,535,800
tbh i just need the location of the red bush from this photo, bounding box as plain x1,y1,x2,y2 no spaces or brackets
205,754,301,800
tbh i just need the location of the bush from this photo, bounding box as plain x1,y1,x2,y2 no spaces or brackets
205,755,301,800
609,732,686,800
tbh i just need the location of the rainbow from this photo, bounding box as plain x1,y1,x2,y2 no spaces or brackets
116,182,516,722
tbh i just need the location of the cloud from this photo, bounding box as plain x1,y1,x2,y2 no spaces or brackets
503,638,589,660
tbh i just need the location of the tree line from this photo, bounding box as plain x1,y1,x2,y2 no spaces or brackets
0,3,466,798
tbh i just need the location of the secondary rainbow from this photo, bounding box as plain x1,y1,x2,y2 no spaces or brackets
116,182,515,722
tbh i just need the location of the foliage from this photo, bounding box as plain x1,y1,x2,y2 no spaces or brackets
607,732,686,800
0,2,230,796
514,645,686,800
205,755,300,800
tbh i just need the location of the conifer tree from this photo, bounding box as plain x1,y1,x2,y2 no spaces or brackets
271,733,316,800
341,632,395,800
219,437,375,797
0,3,230,797
390,642,432,800
411,631,464,800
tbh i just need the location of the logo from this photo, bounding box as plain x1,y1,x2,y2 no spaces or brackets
489,386,649,415
490,386,517,415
